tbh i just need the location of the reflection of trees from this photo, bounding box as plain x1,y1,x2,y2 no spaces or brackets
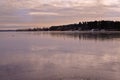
41,31,120,41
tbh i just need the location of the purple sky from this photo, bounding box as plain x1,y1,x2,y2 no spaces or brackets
0,0,120,29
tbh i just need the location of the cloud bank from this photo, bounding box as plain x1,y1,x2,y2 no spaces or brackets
0,0,120,29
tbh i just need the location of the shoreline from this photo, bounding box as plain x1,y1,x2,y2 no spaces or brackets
0,30,120,33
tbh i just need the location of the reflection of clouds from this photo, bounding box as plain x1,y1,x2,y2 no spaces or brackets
102,54,118,63
31,46,58,51
101,0,120,6
0,52,120,80
0,32,120,80
116,45,120,55
31,45,75,53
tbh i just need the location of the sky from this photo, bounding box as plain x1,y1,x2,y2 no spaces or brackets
0,0,120,29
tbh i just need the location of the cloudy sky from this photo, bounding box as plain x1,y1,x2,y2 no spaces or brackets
0,0,120,29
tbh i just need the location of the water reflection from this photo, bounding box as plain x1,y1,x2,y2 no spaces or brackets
39,31,120,41
0,31,120,80
0,53,120,80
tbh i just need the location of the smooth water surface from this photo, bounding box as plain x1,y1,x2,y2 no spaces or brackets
0,31,120,80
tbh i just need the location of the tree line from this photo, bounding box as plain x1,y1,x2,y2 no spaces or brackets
17,20,120,31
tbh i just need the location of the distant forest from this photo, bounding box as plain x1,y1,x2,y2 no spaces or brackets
17,21,120,31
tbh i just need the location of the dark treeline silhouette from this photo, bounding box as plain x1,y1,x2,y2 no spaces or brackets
17,20,120,31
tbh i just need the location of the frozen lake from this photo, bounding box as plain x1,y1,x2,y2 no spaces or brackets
0,31,120,80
